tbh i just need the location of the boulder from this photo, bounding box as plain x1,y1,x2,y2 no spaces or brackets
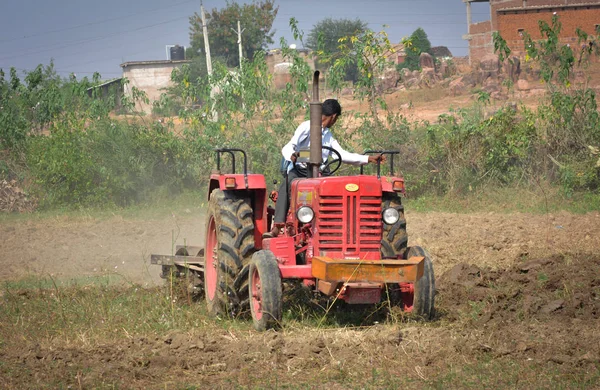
491,91,508,101
404,77,419,88
461,72,478,87
483,77,498,87
420,52,435,69
517,79,530,91
503,56,521,83
401,68,412,80
528,88,546,97
438,61,449,78
524,67,542,82
449,77,467,96
483,78,500,93
481,69,499,84
420,67,437,87
480,54,500,72
378,68,400,93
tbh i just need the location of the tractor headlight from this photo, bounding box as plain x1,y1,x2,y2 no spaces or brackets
297,206,315,223
382,208,400,225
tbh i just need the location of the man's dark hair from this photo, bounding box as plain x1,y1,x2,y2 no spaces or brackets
322,99,342,117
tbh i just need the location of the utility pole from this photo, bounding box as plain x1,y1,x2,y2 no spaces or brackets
231,20,246,110
230,21,245,70
236,21,244,71
200,1,216,120
200,1,212,76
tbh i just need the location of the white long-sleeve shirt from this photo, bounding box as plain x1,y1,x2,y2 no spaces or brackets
281,120,369,173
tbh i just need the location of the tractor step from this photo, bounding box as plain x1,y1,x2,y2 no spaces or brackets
311,256,424,284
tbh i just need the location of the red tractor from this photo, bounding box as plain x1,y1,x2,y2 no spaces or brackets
151,72,434,331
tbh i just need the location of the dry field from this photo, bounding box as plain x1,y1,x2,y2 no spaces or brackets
2,75,600,387
1,206,599,388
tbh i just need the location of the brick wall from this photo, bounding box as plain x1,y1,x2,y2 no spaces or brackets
498,6,600,55
491,0,524,28
470,20,493,34
466,1,600,62
469,31,495,60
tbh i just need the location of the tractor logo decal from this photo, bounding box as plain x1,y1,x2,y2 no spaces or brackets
345,183,359,192
297,191,312,204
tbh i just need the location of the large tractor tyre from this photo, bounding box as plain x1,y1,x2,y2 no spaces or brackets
398,246,435,320
249,250,283,331
381,193,408,259
204,189,255,318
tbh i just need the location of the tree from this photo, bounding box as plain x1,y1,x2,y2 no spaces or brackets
399,27,432,71
306,18,367,81
329,29,395,117
188,0,278,68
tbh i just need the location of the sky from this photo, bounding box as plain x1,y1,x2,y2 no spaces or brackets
0,0,491,80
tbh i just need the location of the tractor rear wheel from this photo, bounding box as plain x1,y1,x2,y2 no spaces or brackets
381,193,408,259
249,250,282,331
204,189,255,318
398,246,435,319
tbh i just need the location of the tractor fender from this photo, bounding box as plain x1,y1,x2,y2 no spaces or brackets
208,173,267,200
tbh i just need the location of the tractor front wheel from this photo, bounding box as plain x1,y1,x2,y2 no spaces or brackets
398,246,435,319
381,193,408,259
249,250,282,331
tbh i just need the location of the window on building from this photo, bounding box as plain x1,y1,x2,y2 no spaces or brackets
518,28,525,37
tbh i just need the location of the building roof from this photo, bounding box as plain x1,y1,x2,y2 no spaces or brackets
431,46,453,58
120,60,191,68
498,2,600,12
266,48,311,56
86,77,122,91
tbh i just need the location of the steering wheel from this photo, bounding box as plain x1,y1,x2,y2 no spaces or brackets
292,146,342,176
321,146,342,175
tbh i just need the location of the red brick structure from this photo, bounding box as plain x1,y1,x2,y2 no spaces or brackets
463,0,600,62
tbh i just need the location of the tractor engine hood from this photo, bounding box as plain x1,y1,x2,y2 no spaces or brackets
291,175,383,260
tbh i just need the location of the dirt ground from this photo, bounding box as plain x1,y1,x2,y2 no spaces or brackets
2,76,600,387
1,209,599,388
1,209,599,285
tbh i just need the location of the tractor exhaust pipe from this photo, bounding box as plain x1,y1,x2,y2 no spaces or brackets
308,71,322,178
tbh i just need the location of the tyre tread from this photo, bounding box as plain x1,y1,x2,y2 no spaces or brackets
205,189,255,318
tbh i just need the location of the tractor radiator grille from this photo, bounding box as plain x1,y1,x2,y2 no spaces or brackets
317,195,382,255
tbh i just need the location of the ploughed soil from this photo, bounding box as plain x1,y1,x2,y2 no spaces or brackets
1,209,600,388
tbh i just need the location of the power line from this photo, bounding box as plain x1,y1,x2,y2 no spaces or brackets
289,19,477,26
0,16,189,62
0,0,195,44
0,65,123,76
276,12,489,17
45,24,190,71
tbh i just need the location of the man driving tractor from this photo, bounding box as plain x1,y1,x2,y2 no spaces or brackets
265,98,385,238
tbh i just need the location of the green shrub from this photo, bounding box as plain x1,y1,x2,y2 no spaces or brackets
27,123,106,206
27,118,204,208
